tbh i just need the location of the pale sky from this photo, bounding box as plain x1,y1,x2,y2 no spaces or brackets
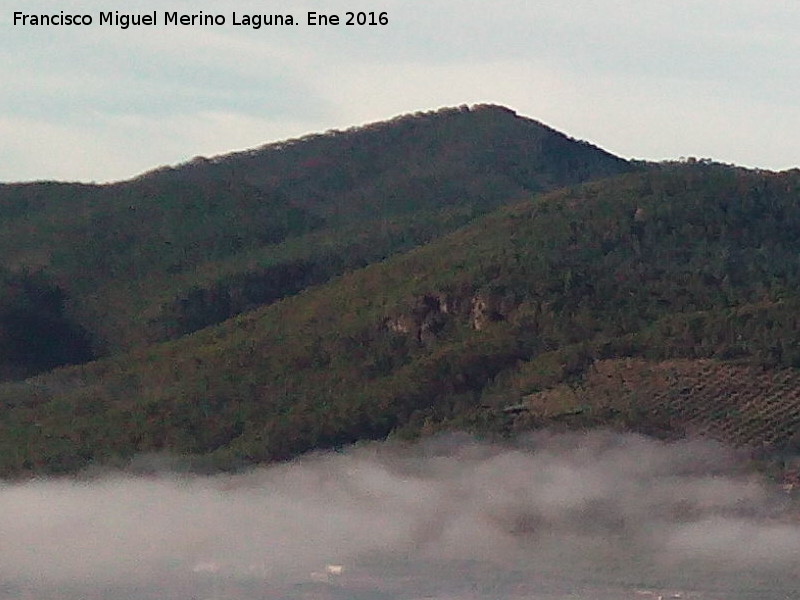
2,0,799,183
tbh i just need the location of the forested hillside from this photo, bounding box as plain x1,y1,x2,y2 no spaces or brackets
4,161,800,477
0,105,630,374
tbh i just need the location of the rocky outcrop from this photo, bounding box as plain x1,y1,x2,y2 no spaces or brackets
383,289,509,343
469,294,507,331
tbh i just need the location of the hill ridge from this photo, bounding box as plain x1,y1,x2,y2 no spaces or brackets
0,104,631,369
4,164,800,476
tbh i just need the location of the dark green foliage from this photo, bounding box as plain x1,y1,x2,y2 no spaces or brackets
5,110,800,477
5,162,800,476
0,269,93,379
0,105,631,359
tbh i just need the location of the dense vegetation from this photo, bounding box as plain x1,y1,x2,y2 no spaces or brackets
0,105,629,363
0,268,92,380
3,153,800,476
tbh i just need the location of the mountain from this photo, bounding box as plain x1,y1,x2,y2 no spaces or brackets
0,104,630,375
3,156,800,477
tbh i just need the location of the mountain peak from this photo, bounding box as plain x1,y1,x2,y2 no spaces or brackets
137,104,620,185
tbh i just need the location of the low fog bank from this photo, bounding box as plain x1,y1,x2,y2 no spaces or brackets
1,431,798,599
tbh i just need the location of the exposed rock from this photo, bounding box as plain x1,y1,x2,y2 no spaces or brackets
470,294,505,330
384,289,509,342
384,292,456,343
385,315,416,335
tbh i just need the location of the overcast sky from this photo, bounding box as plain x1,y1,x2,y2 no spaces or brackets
2,0,799,183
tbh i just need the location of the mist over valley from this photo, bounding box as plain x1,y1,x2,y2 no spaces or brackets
2,433,798,600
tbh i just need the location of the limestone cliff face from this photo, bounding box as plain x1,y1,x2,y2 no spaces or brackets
382,293,449,344
470,294,502,331
383,289,509,343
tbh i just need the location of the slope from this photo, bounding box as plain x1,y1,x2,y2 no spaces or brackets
4,162,800,476
0,104,631,374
